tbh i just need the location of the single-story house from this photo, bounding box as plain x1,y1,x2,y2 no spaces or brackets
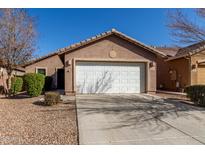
22,29,166,95
157,41,205,92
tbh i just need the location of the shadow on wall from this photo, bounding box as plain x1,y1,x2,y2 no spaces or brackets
77,71,114,93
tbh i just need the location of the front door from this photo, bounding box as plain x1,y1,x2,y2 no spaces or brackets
57,68,65,89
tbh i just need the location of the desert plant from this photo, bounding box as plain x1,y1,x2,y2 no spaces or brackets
185,85,205,106
24,73,45,97
44,92,60,106
11,77,23,95
44,76,53,91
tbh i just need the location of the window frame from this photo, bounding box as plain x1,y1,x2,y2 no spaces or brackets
35,67,47,76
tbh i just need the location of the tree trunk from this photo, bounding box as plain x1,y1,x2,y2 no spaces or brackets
6,71,12,97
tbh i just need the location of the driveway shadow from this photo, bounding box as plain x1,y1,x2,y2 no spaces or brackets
76,94,205,135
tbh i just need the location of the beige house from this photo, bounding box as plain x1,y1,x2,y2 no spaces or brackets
22,29,166,95
0,66,25,93
157,41,205,92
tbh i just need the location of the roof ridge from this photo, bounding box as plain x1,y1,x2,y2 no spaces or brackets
167,41,205,61
21,29,115,66
57,29,114,54
179,41,205,50
22,28,166,67
111,29,166,56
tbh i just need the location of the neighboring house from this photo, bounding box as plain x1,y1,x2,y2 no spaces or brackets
22,29,166,95
157,41,205,92
0,64,25,93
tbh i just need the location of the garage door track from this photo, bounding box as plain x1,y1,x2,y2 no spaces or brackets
76,94,205,144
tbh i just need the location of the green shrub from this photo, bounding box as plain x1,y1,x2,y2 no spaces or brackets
11,77,23,95
44,92,60,106
44,76,53,91
24,73,45,97
21,75,26,91
185,85,205,106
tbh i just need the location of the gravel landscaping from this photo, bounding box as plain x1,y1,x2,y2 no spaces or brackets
0,94,78,144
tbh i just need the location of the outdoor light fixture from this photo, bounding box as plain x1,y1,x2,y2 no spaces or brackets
149,61,154,67
65,60,72,67
192,64,197,70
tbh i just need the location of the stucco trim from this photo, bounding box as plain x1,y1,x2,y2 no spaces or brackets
189,57,192,86
145,62,149,93
73,58,149,94
72,59,76,93
166,54,185,61
73,58,150,63
197,59,205,64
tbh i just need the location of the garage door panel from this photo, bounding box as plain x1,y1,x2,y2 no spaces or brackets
76,62,146,94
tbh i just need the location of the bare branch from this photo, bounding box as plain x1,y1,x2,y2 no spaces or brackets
196,8,205,18
167,9,205,45
0,8,37,90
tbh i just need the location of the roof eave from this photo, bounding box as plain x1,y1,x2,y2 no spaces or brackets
112,30,167,58
165,53,191,61
59,29,167,58
22,29,167,67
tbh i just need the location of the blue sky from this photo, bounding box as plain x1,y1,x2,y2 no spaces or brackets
28,8,195,57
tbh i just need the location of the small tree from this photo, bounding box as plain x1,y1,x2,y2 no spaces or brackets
167,9,205,45
0,9,36,95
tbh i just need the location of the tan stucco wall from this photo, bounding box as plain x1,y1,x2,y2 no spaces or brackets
157,50,205,91
157,57,190,91
156,56,170,89
24,55,64,88
190,50,205,85
64,35,157,95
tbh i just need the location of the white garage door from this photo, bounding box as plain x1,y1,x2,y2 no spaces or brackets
76,61,146,94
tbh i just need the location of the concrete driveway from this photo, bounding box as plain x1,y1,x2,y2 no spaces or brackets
76,94,205,144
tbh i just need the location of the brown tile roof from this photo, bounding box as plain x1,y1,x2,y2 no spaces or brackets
0,60,25,72
14,66,25,72
156,47,179,57
22,29,167,67
167,41,205,61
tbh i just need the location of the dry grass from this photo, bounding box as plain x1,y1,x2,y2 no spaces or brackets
0,94,78,145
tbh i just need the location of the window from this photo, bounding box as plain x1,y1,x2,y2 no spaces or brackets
36,68,46,76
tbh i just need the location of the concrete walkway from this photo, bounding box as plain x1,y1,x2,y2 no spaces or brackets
76,94,205,144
